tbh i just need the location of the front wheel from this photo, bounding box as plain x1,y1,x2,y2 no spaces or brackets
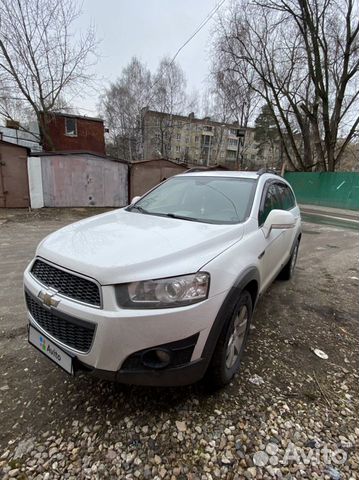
206,290,252,388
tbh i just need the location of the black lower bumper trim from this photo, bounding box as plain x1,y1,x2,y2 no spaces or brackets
75,358,207,387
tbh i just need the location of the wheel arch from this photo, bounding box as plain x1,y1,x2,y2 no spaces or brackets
201,266,260,367
291,230,302,254
245,279,259,309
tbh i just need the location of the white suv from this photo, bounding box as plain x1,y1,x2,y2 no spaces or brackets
24,170,301,387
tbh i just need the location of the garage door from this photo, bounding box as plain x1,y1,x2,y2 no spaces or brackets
0,144,30,208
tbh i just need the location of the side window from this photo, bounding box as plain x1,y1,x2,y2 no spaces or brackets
286,186,296,209
277,183,296,210
258,184,281,226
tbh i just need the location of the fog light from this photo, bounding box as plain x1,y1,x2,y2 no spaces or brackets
155,350,171,363
141,349,172,369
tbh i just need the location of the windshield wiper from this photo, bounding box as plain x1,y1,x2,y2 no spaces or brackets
128,204,150,214
129,207,209,223
162,213,204,222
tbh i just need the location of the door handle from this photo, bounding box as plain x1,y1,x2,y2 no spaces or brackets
258,250,265,259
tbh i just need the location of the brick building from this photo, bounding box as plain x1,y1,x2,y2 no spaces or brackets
41,112,106,155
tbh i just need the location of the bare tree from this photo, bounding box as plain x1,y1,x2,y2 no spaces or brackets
0,0,97,148
213,0,359,171
153,57,187,115
211,61,261,127
151,57,188,158
100,57,152,160
100,56,190,161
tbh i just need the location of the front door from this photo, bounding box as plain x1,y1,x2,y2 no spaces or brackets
258,183,287,289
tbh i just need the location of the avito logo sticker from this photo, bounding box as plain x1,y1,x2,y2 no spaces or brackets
39,335,62,362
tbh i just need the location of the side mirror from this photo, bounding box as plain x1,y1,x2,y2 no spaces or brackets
130,196,141,205
262,209,296,238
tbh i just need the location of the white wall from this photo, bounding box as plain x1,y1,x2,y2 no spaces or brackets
27,157,44,208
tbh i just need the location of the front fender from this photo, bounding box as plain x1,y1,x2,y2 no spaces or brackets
200,266,260,366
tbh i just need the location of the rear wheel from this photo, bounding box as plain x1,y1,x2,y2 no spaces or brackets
279,239,299,280
207,290,252,388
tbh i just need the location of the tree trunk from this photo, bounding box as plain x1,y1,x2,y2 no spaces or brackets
37,112,54,152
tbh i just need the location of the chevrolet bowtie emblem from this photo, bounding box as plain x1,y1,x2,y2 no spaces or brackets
38,289,60,308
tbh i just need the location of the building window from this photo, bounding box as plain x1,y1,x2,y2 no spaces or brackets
65,117,77,136
195,136,199,142
229,128,238,136
203,125,213,132
220,151,225,158
176,133,181,141
202,135,212,146
176,145,180,152
228,138,238,146
185,136,189,144
226,150,237,160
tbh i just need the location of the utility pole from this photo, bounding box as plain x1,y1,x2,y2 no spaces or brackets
207,137,212,166
235,128,246,170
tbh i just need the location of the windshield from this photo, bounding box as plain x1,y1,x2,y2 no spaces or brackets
128,176,257,224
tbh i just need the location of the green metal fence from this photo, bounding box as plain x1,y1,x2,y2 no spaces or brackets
284,172,359,211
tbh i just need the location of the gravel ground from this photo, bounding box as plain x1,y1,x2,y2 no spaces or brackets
0,208,358,479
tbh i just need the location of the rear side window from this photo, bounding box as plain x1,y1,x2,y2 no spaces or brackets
277,183,296,210
258,184,282,226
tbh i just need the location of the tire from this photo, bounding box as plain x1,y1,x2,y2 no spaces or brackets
206,290,252,389
279,239,299,280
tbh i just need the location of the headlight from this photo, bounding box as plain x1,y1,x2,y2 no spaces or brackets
116,272,210,309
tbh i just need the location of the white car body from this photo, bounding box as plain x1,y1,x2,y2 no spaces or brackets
24,171,301,386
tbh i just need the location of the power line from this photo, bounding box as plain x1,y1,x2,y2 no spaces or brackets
170,0,227,67
146,0,227,105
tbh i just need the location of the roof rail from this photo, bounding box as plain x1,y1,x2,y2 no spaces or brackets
184,165,230,173
184,167,207,173
256,167,280,176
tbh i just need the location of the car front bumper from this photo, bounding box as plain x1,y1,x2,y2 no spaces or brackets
24,265,227,386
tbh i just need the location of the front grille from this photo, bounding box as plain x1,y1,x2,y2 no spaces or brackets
26,292,96,352
31,259,101,307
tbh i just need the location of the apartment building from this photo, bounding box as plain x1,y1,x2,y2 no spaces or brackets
242,128,283,170
142,110,245,167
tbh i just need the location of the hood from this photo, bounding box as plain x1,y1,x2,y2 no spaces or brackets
37,209,244,284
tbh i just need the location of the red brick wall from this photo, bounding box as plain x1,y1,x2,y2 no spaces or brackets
42,115,105,155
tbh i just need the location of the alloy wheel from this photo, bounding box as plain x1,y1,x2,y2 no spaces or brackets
225,305,248,369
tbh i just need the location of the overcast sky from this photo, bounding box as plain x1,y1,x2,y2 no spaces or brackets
76,0,220,115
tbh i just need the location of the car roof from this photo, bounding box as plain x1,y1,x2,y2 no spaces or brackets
177,170,279,180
